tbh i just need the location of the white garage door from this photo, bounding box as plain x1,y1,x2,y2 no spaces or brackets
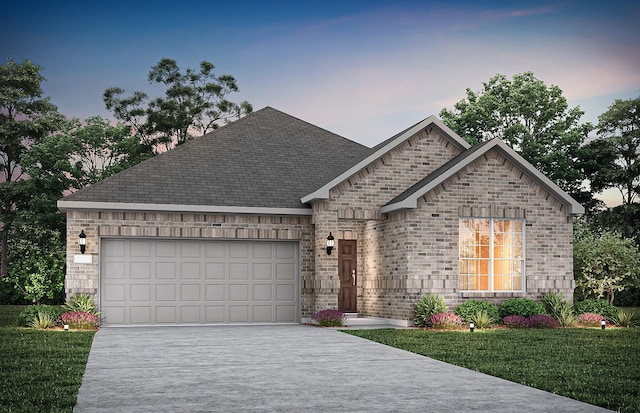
100,239,299,325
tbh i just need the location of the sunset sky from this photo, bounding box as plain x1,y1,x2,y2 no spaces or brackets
3,1,639,203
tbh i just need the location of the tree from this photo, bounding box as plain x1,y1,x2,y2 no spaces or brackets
25,116,148,191
583,96,640,206
104,58,252,153
573,220,640,304
440,72,592,197
0,58,62,277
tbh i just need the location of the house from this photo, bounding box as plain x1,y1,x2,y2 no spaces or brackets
58,107,583,326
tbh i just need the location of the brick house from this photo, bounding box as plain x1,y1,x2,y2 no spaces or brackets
58,107,583,326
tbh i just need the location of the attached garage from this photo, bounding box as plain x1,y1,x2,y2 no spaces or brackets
100,238,299,325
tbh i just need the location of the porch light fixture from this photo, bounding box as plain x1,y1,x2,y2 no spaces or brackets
469,322,475,333
326,232,335,255
601,320,606,330
79,230,87,254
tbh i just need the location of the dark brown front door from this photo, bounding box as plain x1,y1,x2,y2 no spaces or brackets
338,240,357,313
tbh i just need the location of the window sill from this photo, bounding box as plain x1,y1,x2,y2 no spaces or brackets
460,291,527,299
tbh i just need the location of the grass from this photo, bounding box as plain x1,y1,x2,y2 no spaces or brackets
345,327,640,413
0,305,95,413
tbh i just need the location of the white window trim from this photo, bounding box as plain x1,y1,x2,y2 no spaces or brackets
459,217,526,292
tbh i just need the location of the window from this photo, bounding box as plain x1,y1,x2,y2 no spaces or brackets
459,218,524,291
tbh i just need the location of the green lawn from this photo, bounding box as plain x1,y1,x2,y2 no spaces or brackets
345,327,640,413
0,305,95,413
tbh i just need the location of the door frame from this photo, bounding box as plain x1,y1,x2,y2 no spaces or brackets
337,239,357,313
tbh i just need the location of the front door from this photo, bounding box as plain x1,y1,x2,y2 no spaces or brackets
338,239,357,313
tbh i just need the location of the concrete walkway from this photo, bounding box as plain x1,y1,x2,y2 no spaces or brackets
74,325,611,412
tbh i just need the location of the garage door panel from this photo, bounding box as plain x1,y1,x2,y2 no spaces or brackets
180,262,201,279
180,284,201,301
130,262,151,279
101,239,298,325
205,284,225,301
156,284,176,301
205,262,225,279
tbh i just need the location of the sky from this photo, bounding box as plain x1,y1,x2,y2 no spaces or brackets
3,0,640,203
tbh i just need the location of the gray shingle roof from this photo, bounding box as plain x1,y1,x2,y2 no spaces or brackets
61,107,370,210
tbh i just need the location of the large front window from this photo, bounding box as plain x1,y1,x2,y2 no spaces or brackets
459,218,524,291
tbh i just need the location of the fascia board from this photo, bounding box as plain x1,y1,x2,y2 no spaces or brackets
57,200,313,216
300,116,471,204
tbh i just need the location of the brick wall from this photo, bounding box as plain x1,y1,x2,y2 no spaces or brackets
64,210,317,316
359,149,575,320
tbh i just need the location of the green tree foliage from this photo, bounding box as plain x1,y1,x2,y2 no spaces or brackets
4,218,66,304
583,96,640,206
440,72,592,198
0,57,63,277
104,58,252,154
573,220,640,304
25,116,148,190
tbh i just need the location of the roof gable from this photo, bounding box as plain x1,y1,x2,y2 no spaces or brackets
59,107,370,213
300,115,470,203
380,138,584,216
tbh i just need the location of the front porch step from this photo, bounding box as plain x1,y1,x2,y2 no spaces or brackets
344,314,392,326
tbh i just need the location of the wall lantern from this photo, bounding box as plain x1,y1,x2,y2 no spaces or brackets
601,320,606,330
326,232,335,255
79,230,87,254
469,322,475,333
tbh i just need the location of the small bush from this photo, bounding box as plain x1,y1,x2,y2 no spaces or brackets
454,300,499,323
62,293,100,316
17,305,63,327
578,313,605,327
528,314,559,329
613,309,636,327
28,312,57,329
312,309,346,327
427,312,463,329
541,293,576,327
414,294,447,327
468,309,494,329
555,304,578,327
502,315,529,328
573,299,617,321
59,311,100,329
498,298,546,319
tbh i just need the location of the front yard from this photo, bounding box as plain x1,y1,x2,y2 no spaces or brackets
346,326,640,413
0,305,95,413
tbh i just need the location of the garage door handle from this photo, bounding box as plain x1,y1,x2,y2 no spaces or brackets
352,270,356,285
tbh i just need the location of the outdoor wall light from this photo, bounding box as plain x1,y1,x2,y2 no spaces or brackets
79,230,87,254
469,322,475,332
601,320,606,330
326,232,335,255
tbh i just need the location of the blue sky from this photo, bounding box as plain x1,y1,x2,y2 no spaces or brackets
3,0,639,150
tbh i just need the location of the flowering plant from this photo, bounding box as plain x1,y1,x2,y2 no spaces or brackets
527,314,559,328
427,312,463,329
502,315,529,328
312,309,346,327
59,311,100,330
578,312,605,327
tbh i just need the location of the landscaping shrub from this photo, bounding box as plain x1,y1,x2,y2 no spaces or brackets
502,315,529,328
528,314,559,328
312,309,346,327
578,313,605,327
27,311,57,329
498,298,546,319
613,309,636,327
541,292,576,327
426,312,463,329
468,309,494,329
454,300,499,323
573,299,617,321
17,305,63,327
62,293,100,316
414,294,447,327
59,311,100,329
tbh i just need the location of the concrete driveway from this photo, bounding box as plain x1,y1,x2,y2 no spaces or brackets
74,325,611,412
